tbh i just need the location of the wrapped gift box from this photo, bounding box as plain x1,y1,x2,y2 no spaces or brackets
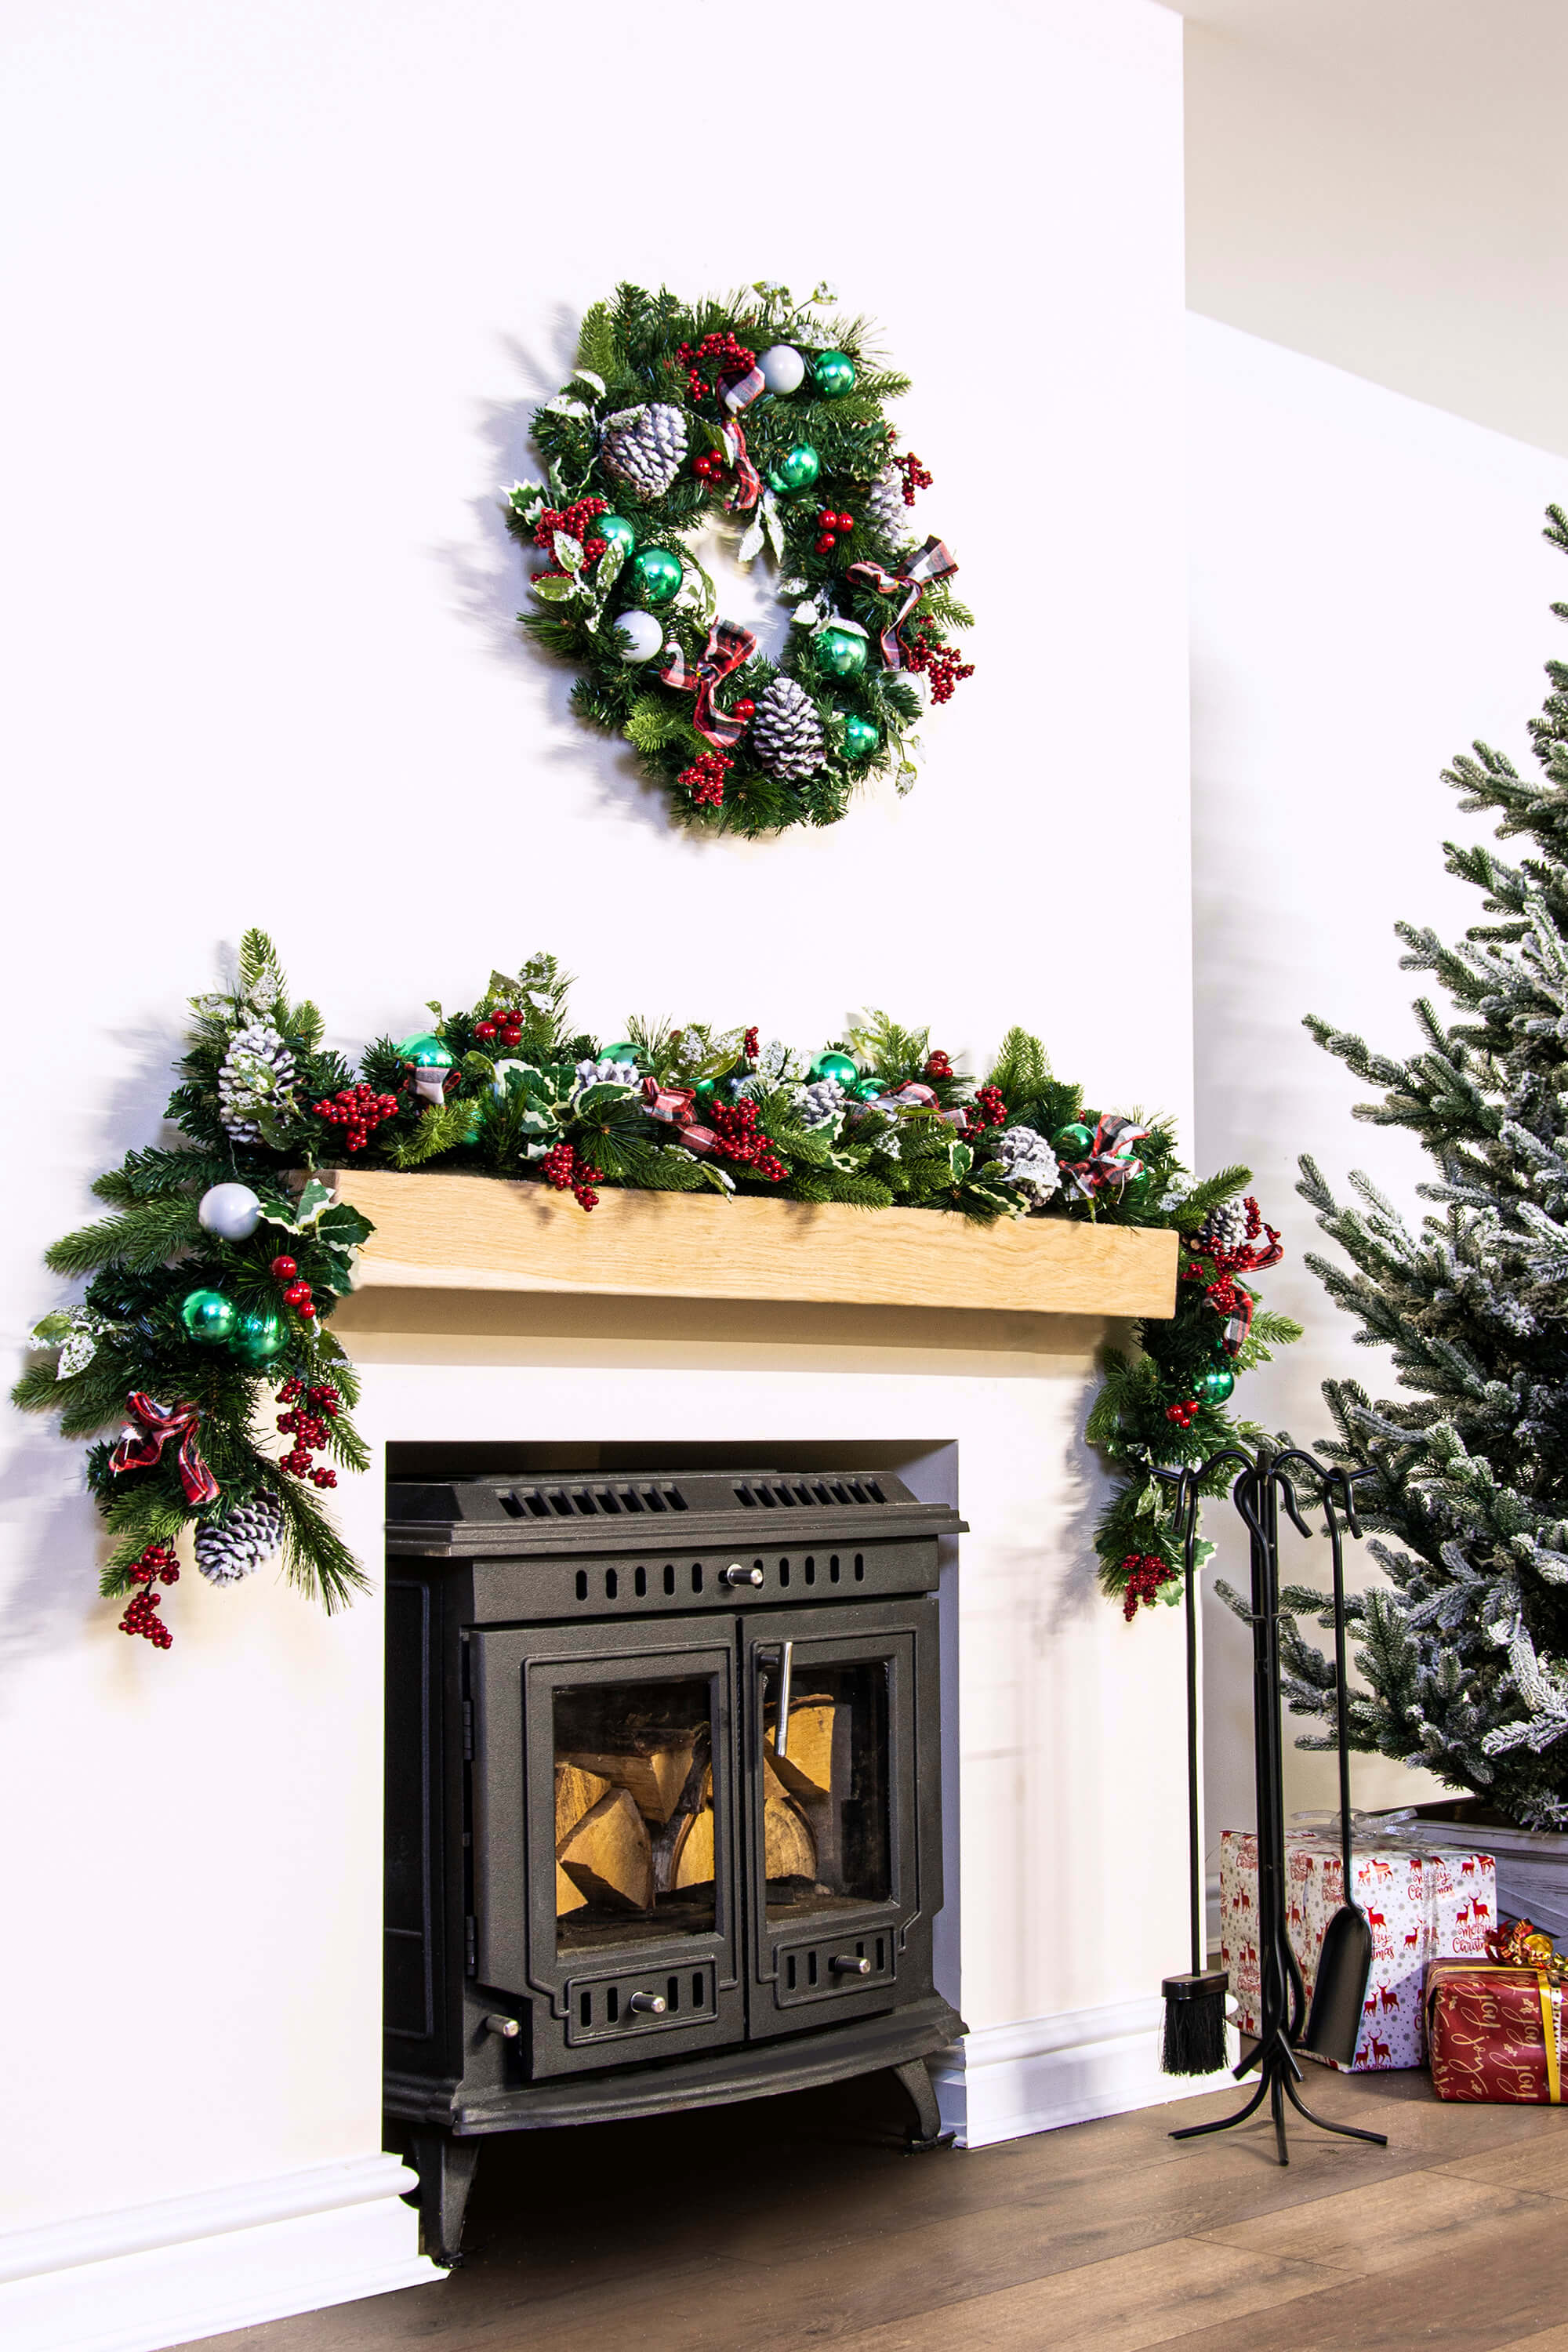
1218,1828,1497,2069
1427,1958,1563,2102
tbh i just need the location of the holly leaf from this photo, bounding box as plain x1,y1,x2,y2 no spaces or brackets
552,531,585,575
532,575,579,604
572,368,607,398
543,395,591,419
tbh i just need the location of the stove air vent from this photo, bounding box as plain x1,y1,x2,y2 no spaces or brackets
733,1477,886,1509
498,1483,690,1520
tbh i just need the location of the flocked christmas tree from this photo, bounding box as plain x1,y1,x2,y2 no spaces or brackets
1280,509,1568,1832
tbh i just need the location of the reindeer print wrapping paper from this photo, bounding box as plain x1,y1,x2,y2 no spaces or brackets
1426,1959,1563,2102
1219,1830,1497,2070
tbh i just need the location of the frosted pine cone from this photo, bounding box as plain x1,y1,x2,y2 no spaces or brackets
751,676,826,785
194,1493,287,1585
797,1076,848,1130
989,1125,1060,1207
217,1021,299,1142
865,467,913,547
1196,1198,1250,1255
599,404,688,501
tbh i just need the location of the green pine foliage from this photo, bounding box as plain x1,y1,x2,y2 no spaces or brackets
1283,512,1568,1830
507,280,973,838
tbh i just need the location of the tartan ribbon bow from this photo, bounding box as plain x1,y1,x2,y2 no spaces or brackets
110,1391,220,1506
659,621,758,749
1063,1116,1150,1201
717,366,767,511
846,535,959,669
641,1078,720,1156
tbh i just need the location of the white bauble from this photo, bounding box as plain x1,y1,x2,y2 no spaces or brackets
759,343,806,395
197,1182,263,1240
612,608,665,663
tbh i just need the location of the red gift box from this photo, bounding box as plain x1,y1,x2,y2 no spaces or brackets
1425,1958,1564,2103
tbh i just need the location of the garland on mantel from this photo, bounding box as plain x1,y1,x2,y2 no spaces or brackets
14,934,1295,1651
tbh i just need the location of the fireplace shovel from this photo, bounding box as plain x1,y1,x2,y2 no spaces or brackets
1299,1476,1374,2067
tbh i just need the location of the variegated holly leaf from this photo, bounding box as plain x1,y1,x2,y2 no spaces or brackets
543,395,591,419
532,575,579,604
551,531,585,574
572,368,607,398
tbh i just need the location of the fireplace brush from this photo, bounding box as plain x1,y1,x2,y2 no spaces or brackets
1150,1458,1231,2076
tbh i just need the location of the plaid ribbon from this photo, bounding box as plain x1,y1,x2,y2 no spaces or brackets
718,367,767,511
641,1078,719,1156
846,535,959,668
659,621,757,748
110,1391,220,1507
1063,1115,1150,1201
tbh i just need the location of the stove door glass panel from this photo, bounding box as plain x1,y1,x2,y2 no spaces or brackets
553,1675,717,1954
760,1660,891,1924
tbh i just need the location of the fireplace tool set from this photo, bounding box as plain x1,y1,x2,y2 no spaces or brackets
1154,1446,1389,2167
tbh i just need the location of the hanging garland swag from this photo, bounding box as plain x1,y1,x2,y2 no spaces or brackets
507,280,974,837
15,936,1291,1653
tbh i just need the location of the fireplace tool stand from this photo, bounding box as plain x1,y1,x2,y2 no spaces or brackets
1154,1449,1388,2167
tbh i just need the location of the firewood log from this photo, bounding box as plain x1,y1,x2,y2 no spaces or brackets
564,1732,698,1826
554,1760,613,1849
764,1698,836,1802
557,1788,655,1911
555,1863,588,1917
670,1803,715,1891
764,1794,817,1882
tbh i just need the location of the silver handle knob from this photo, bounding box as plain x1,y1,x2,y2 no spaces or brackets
629,1991,667,2015
830,1955,872,1976
723,1563,764,1587
484,2012,521,2038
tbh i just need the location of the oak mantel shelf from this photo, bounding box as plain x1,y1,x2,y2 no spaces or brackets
327,1169,1179,1319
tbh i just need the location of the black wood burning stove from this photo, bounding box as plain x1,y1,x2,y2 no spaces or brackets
383,1466,966,2261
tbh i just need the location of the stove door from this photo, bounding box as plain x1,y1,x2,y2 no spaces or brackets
741,1596,939,2039
470,1614,744,2077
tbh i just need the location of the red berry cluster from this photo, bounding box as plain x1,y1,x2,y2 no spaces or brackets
924,1050,954,1081
272,1262,317,1320
313,1084,399,1153
815,506,855,556
276,1376,341,1486
691,448,731,486
120,1541,180,1646
1120,1553,1177,1623
1205,1272,1243,1316
891,452,933,506
1197,1197,1280,1277
906,626,975,705
704,1099,787,1182
673,331,755,403
679,750,732,809
541,1141,599,1211
743,1026,760,1061
1165,1396,1200,1429
532,495,608,568
970,1085,1007,1131
474,1005,524,1048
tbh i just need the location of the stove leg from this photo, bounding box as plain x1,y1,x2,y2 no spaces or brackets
409,2130,481,2267
891,2056,951,2151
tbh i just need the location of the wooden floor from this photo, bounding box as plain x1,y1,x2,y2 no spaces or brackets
188,2063,1567,2352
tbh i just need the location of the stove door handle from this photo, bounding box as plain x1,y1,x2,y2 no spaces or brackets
757,1638,794,1760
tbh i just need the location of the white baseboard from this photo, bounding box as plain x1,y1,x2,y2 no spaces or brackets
931,1996,1236,2149
0,2152,444,2352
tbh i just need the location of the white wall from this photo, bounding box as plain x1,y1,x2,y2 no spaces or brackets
1188,314,1568,1844
0,0,1189,2332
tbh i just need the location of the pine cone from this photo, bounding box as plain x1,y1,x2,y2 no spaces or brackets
194,1493,287,1585
1196,1199,1249,1255
218,1021,299,1142
989,1124,1060,1207
599,404,688,502
865,467,913,546
751,676,826,785
797,1076,847,1129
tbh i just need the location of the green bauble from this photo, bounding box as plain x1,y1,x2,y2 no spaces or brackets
601,1040,640,1066
838,710,880,760
855,1076,886,1100
596,514,636,560
1196,1363,1236,1405
813,625,869,679
230,1305,288,1367
180,1287,238,1345
628,546,682,606
395,1031,455,1069
1054,1122,1094,1156
767,442,821,495
809,1050,859,1087
811,350,856,399
694,1076,717,1099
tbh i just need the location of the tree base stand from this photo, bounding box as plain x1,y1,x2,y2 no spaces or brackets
1171,2027,1388,2165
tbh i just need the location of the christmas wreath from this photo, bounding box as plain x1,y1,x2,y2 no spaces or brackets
16,933,1287,1656
506,280,973,837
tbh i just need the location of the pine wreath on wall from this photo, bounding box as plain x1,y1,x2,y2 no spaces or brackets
506,280,974,837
